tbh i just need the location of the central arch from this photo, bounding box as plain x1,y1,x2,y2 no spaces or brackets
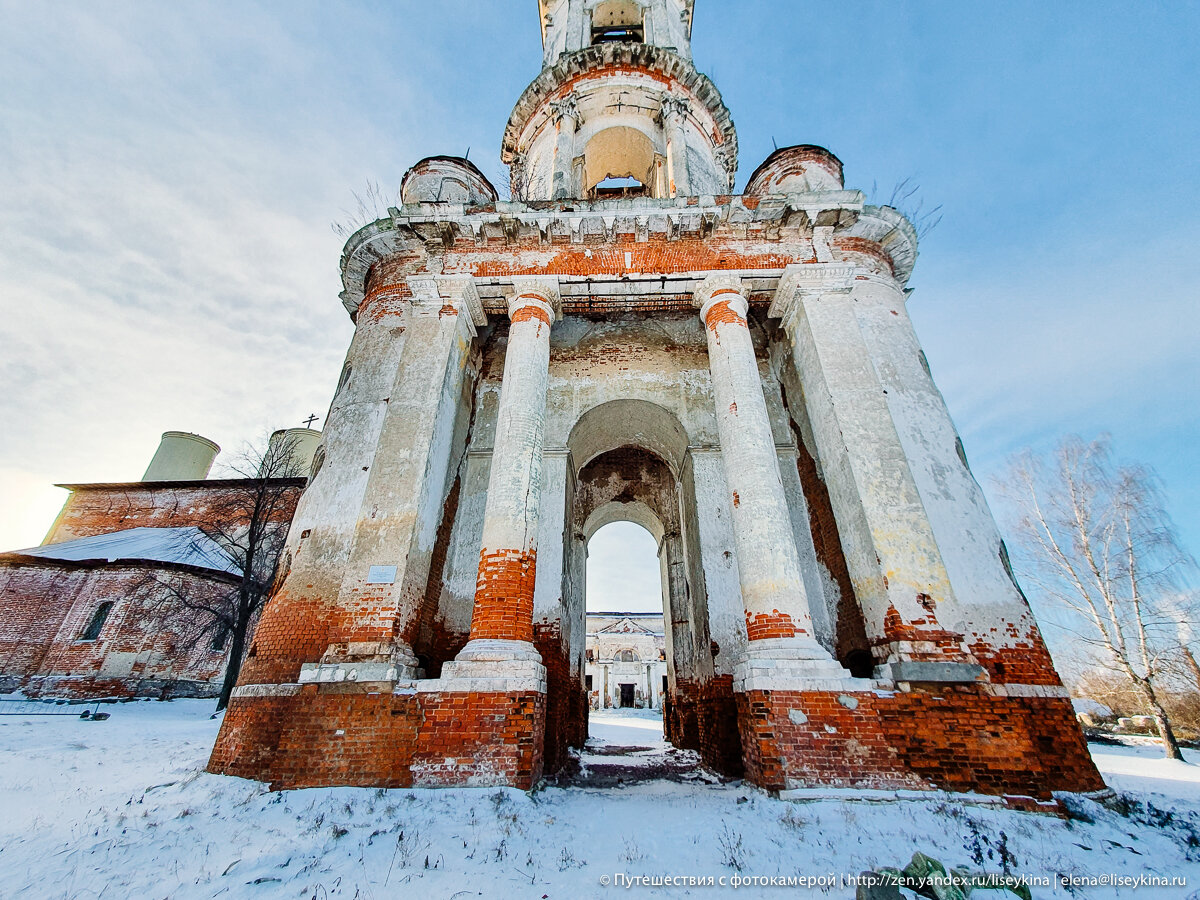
546,399,742,775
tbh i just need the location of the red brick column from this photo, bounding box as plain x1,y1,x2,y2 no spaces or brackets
441,277,559,683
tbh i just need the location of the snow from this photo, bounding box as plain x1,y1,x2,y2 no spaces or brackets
2,701,1200,898
8,526,238,574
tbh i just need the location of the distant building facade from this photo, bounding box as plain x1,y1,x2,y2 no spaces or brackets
585,612,667,709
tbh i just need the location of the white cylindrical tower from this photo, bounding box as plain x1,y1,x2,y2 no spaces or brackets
264,427,322,477
142,431,220,481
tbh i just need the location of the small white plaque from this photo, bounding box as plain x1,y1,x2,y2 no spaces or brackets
366,565,397,584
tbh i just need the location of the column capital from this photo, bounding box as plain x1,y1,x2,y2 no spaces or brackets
509,275,562,322
693,273,747,324
550,94,580,126
768,263,858,321
436,275,487,328
660,95,690,124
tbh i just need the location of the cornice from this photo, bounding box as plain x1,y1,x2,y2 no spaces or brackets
502,43,737,180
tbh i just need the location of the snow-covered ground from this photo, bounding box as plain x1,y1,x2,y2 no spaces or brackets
2,700,1200,898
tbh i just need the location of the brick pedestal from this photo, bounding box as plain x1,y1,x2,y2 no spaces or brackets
735,686,1105,799
209,685,545,790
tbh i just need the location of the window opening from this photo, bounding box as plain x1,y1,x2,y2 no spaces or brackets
80,602,114,641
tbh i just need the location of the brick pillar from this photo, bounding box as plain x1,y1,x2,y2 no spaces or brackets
695,274,854,690
770,264,980,677
439,277,560,688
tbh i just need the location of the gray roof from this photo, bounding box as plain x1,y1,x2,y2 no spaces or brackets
10,527,240,575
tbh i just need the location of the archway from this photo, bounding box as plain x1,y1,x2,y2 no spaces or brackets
584,521,667,732
549,399,742,775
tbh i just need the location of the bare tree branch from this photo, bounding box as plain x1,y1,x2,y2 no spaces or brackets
995,435,1199,758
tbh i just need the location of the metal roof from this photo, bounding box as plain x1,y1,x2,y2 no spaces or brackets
9,526,240,575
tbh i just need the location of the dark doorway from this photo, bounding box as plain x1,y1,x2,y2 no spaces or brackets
619,683,635,708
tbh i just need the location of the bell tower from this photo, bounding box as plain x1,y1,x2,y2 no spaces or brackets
209,1,1105,803
509,0,734,200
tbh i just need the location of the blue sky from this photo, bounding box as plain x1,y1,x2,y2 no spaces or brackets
1,1,1197,616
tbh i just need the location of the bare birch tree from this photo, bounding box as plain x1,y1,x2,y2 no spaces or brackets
997,436,1196,759
145,433,307,711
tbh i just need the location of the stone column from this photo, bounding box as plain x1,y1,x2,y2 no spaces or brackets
661,96,690,198
440,277,560,689
695,274,854,689
770,264,979,678
300,276,484,685
658,530,695,685
550,96,579,200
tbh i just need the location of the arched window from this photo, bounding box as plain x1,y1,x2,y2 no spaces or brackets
80,602,113,641
591,0,644,45
616,649,639,662
209,622,231,652
583,127,658,199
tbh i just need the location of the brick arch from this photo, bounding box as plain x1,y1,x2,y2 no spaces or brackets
566,398,690,476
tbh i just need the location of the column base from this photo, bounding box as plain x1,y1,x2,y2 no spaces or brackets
733,637,872,692
433,638,547,694
299,641,421,685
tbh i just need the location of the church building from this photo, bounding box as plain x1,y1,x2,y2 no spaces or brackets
209,0,1104,801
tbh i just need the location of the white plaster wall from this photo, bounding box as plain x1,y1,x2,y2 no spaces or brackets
282,302,407,593
853,277,1032,641
332,296,475,644
685,449,745,674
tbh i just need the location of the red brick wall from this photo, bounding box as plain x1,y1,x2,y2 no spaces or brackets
45,481,302,545
0,559,240,699
736,687,1104,799
0,562,87,688
210,686,545,790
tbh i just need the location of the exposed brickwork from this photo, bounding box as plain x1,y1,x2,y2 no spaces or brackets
463,240,810,281
745,609,802,641
879,601,973,662
0,557,239,698
698,675,743,776
209,687,545,790
736,688,1105,798
413,474,465,677
470,549,537,642
666,678,702,750
238,590,333,685
702,293,746,330
791,435,871,670
534,621,578,775
833,236,896,277
510,304,552,327
969,622,1063,686
45,481,303,545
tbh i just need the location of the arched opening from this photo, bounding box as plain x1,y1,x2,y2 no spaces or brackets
583,127,657,199
590,0,644,45
584,521,667,726
79,602,113,642
553,398,742,778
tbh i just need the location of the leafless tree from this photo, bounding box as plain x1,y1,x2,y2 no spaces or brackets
144,433,307,710
997,436,1197,758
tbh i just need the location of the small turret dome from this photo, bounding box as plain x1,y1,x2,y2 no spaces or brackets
744,145,844,197
399,156,498,206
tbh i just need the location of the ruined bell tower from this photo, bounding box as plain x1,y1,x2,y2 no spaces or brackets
209,0,1104,800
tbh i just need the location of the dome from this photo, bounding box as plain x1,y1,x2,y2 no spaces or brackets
399,156,498,206
743,145,843,196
